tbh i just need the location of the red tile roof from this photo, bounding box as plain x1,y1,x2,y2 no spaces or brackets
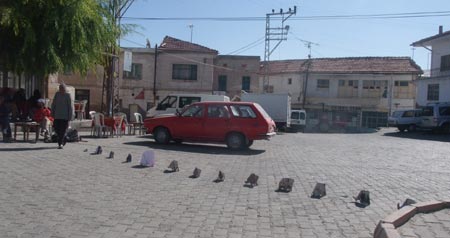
261,57,422,75
159,36,218,54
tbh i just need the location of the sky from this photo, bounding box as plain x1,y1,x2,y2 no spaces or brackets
121,0,450,71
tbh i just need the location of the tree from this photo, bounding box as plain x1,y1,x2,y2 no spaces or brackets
0,0,117,80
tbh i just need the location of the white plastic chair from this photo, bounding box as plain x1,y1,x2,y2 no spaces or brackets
133,112,145,135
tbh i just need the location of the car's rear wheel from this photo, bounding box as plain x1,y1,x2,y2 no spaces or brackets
226,132,245,150
154,127,171,144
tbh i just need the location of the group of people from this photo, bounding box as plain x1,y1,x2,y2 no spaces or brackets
0,84,73,149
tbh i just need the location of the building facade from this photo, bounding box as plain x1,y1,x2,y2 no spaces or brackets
261,57,422,130
412,26,450,105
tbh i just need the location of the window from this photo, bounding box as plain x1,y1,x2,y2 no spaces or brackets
123,63,142,80
395,81,409,87
338,80,345,86
178,96,201,108
156,96,177,110
230,105,257,118
439,106,450,116
317,79,329,89
348,80,358,88
427,84,439,101
440,54,450,71
218,75,227,91
172,64,197,80
288,78,292,85
242,76,251,91
181,105,203,117
207,105,230,118
402,111,414,117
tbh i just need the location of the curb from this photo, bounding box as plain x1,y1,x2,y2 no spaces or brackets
373,200,449,238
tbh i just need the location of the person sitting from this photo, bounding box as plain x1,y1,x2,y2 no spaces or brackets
0,95,12,142
33,99,54,135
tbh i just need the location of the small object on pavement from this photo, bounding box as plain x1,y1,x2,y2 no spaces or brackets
311,183,326,198
278,178,294,193
95,146,102,155
83,148,88,152
191,167,201,178
125,154,132,163
215,171,225,182
397,198,416,210
354,190,370,207
108,151,114,159
168,160,179,172
140,150,155,167
245,173,259,187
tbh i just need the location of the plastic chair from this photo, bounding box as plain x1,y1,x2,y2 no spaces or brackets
112,113,126,137
133,112,145,135
91,112,111,137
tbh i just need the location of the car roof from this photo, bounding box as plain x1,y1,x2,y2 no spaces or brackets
191,101,256,106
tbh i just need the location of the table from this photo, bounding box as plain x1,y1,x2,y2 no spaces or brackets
14,121,40,142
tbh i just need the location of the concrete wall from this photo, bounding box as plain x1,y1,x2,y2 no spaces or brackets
416,77,450,106
213,55,260,98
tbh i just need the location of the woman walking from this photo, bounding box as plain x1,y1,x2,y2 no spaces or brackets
51,84,73,149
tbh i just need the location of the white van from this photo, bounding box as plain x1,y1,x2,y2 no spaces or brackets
146,94,230,118
290,109,306,132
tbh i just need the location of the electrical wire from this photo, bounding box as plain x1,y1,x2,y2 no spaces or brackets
122,10,450,22
226,36,265,55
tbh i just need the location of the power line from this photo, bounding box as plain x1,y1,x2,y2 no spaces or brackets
122,10,450,22
226,36,265,55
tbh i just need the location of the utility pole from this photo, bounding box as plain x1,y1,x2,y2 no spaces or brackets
102,0,135,116
263,6,296,93
188,24,194,43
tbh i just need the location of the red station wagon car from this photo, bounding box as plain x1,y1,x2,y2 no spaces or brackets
143,101,276,149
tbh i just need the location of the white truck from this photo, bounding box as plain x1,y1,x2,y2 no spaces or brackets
241,93,291,130
290,109,307,132
146,94,230,118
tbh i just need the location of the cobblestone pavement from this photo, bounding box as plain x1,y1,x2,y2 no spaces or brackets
0,128,449,238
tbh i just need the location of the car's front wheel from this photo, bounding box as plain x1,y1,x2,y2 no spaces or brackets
154,127,171,144
226,132,245,150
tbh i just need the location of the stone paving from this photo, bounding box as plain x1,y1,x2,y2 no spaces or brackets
0,128,449,238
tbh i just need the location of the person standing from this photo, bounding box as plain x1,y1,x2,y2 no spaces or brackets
51,84,73,149
0,95,12,142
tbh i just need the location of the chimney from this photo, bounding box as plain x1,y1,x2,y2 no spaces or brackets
439,25,443,34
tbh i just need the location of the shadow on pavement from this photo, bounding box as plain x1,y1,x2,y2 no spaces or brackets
0,146,55,151
123,141,266,155
383,131,450,142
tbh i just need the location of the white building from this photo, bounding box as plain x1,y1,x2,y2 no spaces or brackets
261,57,422,129
412,26,450,106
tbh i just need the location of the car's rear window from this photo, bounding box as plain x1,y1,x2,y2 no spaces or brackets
422,107,434,116
230,105,257,118
254,103,271,119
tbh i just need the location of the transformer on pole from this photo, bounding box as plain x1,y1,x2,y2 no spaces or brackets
263,6,296,93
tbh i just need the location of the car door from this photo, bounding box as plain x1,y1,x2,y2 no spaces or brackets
202,104,231,141
172,104,205,140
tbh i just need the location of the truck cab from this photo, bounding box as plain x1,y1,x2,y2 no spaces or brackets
146,94,230,118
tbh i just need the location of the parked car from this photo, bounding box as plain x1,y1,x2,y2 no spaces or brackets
143,101,276,149
388,109,422,132
420,102,450,133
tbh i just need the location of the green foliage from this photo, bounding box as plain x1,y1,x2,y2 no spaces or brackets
0,0,117,77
